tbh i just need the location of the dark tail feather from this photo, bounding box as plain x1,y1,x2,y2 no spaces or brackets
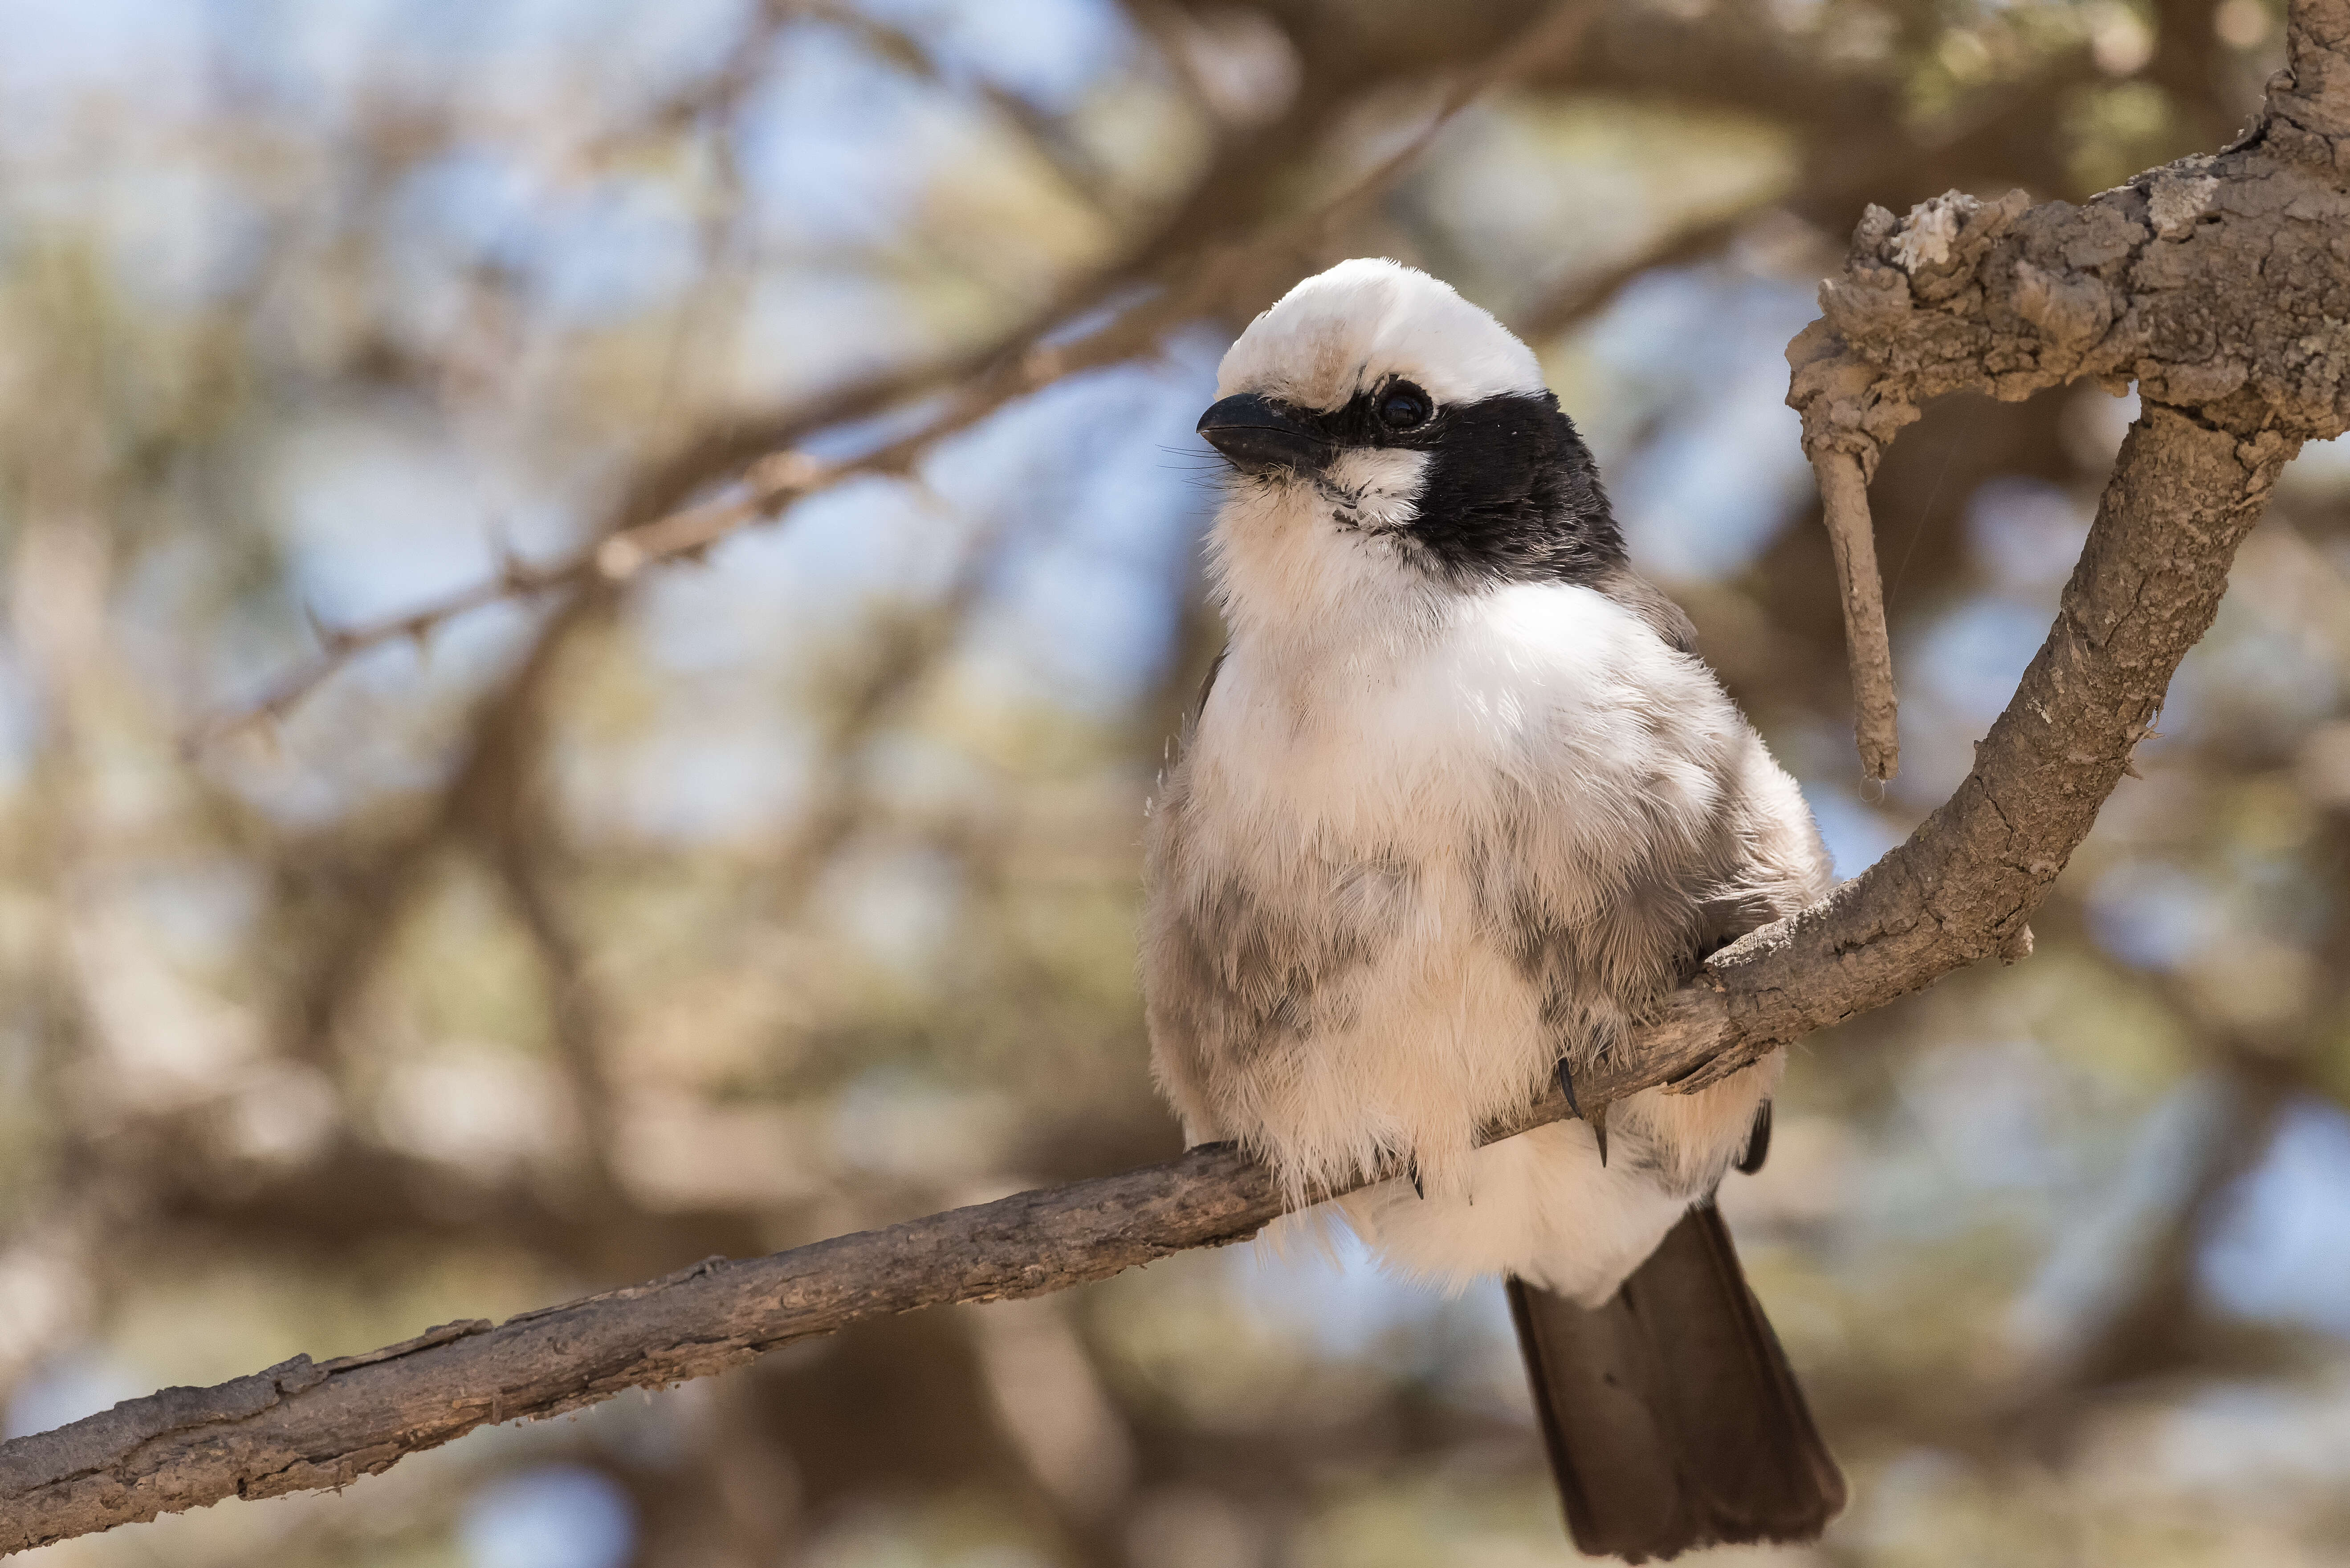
1507,1203,1845,1563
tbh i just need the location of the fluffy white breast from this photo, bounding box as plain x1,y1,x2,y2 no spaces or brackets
1191,573,1736,857
1174,576,1776,1302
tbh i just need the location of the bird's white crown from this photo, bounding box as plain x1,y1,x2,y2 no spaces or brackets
1214,258,1546,413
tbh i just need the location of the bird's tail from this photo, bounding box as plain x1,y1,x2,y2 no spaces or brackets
1507,1202,1845,1563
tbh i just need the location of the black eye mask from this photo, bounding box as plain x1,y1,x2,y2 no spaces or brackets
1327,384,1626,590
1198,377,1626,590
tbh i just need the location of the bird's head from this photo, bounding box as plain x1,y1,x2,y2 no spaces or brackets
1198,258,1622,606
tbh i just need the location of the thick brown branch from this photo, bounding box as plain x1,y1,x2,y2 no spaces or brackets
0,1058,1631,1555
1776,1,2350,774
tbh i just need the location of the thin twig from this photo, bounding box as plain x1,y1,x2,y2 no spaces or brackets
1810,448,1899,780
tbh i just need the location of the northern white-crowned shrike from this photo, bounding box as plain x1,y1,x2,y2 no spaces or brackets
1142,258,1845,1561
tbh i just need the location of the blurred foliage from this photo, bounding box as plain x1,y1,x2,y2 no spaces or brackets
0,0,2346,1564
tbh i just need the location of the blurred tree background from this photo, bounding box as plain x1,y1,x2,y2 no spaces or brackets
1,0,2347,1563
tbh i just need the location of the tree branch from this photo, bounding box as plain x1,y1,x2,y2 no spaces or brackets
1808,446,1901,779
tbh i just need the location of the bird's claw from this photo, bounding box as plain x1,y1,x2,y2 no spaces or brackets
1736,1101,1772,1175
1555,1058,1607,1168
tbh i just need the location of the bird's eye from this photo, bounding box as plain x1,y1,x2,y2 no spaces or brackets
1377,382,1433,431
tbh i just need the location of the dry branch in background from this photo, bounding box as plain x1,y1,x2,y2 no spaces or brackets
182,0,1597,755
10,0,2349,1554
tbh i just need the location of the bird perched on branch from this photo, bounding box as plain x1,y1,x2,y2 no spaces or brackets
1143,257,1845,1561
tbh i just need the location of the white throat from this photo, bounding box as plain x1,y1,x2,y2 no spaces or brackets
1206,459,1446,666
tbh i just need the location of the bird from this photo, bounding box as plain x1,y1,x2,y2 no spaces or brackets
1140,257,1846,1562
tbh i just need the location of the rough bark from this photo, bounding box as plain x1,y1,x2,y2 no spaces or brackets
1785,0,2350,773
4,0,2348,1553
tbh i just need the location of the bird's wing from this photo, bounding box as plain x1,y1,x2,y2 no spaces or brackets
1592,566,1700,654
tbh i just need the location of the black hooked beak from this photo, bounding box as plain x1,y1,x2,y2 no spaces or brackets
1197,394,1333,476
